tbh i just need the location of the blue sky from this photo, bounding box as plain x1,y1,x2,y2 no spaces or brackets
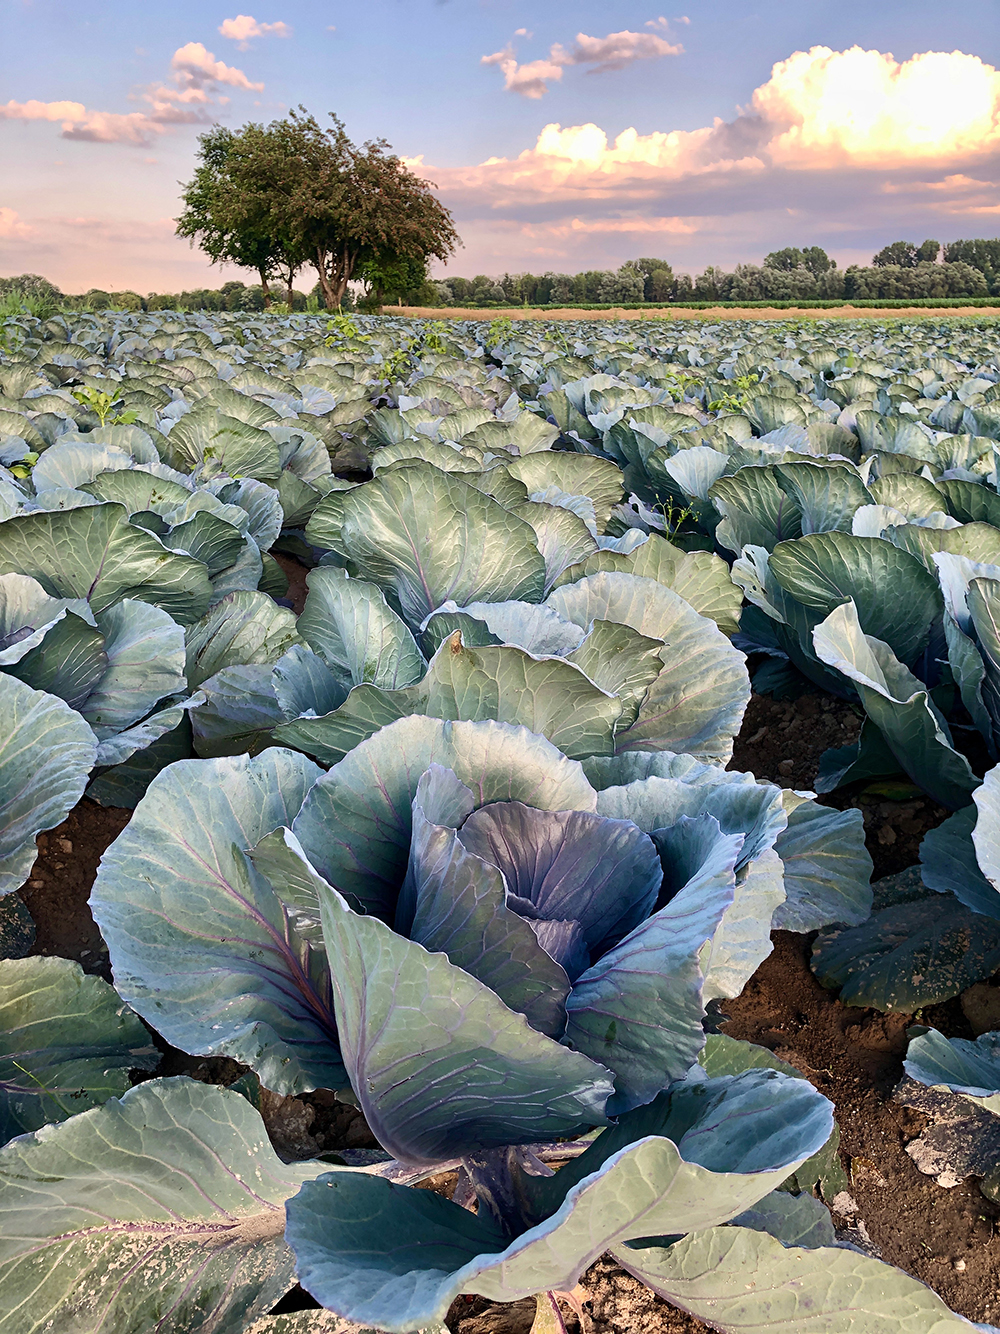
2,0,999,292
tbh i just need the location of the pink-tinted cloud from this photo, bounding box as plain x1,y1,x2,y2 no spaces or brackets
481,48,565,100
483,25,683,98
420,45,1000,274
0,208,35,239
219,15,293,50
169,42,264,92
0,211,238,292
0,42,263,147
0,99,167,145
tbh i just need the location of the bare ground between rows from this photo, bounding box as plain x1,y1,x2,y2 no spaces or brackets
9,691,1000,1328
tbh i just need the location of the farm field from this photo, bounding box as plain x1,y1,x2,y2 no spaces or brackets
4,307,1000,1332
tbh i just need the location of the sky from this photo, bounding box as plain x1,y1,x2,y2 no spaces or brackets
1,0,999,293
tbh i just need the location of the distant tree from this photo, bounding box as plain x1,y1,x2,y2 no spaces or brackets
764,246,832,277
693,266,729,300
872,240,919,268
627,257,674,301
357,254,438,308
0,273,62,301
916,239,941,263
944,239,1000,292
763,247,804,271
672,273,694,301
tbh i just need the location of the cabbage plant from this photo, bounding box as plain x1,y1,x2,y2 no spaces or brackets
88,715,880,1329
0,672,96,895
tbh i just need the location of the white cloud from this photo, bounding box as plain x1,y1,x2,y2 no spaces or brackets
218,15,293,50
752,45,1000,166
481,48,564,100
483,26,683,97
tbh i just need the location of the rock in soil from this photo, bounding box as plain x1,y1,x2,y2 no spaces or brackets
446,1261,713,1333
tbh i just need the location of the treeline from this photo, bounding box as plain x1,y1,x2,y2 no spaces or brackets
5,238,1000,318
435,241,1000,307
0,274,356,316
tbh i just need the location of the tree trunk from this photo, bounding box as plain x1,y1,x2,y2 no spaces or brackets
286,270,295,311
259,269,272,309
313,248,338,310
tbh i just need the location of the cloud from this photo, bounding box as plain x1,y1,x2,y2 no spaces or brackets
169,42,264,91
0,99,168,145
0,41,263,146
0,207,34,239
549,29,684,74
752,46,1000,166
481,48,565,100
483,25,683,97
421,45,1000,273
218,15,293,50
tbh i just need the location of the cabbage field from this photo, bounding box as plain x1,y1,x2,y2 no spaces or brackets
3,307,1000,1333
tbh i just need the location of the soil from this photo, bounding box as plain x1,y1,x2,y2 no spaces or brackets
273,551,311,615
10,687,1000,1331
729,689,953,880
398,304,1000,323
722,932,1000,1326
19,800,131,975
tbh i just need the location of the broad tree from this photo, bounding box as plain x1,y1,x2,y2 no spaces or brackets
276,110,459,309
178,111,458,311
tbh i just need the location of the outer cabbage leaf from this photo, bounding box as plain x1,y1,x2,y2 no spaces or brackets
0,956,154,1144
813,601,977,809
79,599,186,737
296,567,425,691
336,465,546,625
89,749,346,1095
277,633,622,766
547,572,749,762
0,1077,328,1334
0,503,212,626
770,531,940,668
285,1068,832,1332
615,1228,981,1334
771,792,873,932
0,674,97,895
315,878,613,1165
185,590,301,688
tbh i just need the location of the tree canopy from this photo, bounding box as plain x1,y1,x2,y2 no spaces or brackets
763,246,834,276
176,109,459,310
871,239,941,268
